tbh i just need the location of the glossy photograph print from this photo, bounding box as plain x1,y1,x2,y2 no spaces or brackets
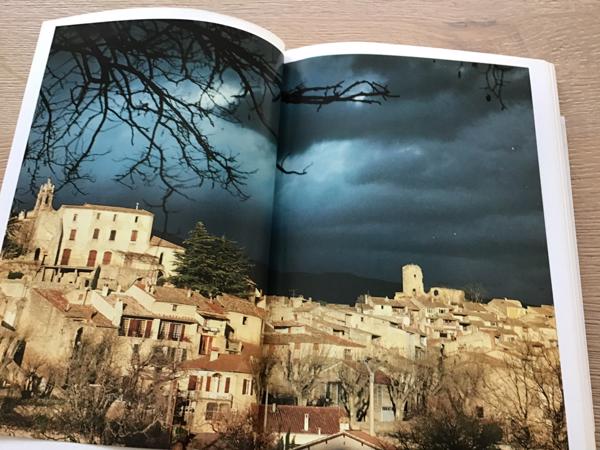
0,15,566,450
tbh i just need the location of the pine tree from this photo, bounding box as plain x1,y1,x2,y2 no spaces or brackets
171,222,252,297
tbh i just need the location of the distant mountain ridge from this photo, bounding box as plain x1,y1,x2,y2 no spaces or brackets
266,269,401,305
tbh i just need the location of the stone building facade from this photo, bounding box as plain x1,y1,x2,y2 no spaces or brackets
4,179,182,289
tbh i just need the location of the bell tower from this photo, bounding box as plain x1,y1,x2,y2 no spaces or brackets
34,178,55,212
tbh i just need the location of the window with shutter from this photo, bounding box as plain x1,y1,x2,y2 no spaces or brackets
144,320,152,338
187,375,198,391
86,250,97,267
205,376,211,392
224,377,231,393
60,248,71,265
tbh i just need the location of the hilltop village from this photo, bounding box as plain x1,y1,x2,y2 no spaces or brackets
0,181,559,449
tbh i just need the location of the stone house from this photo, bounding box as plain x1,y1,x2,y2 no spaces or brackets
215,293,266,346
176,344,260,433
4,179,182,289
0,282,115,381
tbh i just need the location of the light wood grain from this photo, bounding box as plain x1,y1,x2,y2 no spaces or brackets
1,1,599,445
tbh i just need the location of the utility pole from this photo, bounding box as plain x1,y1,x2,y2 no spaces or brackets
263,383,269,432
363,359,375,436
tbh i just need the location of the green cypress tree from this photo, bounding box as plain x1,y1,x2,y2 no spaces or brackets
171,222,252,297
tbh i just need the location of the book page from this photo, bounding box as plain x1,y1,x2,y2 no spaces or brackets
269,44,594,449
0,8,284,449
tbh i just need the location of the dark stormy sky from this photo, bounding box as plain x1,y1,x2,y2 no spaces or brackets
13,20,283,271
269,54,553,306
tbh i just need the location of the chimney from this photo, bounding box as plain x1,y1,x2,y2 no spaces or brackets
304,413,309,432
187,289,193,298
112,299,124,327
209,350,219,361
101,284,110,297
271,403,276,413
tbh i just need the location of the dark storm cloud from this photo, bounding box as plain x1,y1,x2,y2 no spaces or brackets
279,55,532,158
271,54,552,305
14,20,282,269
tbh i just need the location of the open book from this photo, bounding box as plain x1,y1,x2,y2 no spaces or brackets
0,8,594,450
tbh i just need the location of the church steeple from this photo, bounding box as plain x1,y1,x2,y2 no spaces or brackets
34,178,55,211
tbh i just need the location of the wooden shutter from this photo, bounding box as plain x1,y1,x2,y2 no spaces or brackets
242,379,248,395
205,376,211,392
60,249,71,265
86,250,97,267
187,375,198,391
144,320,152,338
224,377,231,393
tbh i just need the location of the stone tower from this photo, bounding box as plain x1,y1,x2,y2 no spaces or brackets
34,178,55,212
402,264,424,296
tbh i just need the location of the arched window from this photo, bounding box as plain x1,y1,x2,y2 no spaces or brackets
102,251,112,265
60,248,71,265
33,248,41,261
211,373,222,392
86,250,97,267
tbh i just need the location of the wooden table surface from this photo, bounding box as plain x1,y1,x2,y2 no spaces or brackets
1,0,599,445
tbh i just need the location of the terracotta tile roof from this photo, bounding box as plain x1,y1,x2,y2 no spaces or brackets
61,203,153,216
106,293,196,322
263,332,365,348
33,289,114,328
216,294,267,319
179,344,260,374
135,284,228,319
106,294,154,318
331,361,392,385
255,405,345,435
347,430,397,450
149,235,183,250
179,353,253,374
143,285,201,306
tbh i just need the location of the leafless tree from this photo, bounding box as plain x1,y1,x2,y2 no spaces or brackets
383,357,418,420
250,352,277,404
25,20,393,216
0,336,173,447
484,341,567,450
277,348,329,406
208,408,277,450
336,362,370,423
